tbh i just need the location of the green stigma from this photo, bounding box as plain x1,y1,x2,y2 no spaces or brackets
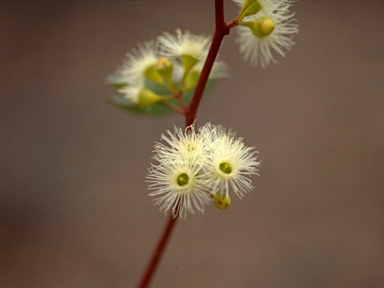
219,162,232,174
177,173,190,187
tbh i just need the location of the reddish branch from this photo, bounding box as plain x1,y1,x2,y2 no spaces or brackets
137,215,177,288
185,0,230,127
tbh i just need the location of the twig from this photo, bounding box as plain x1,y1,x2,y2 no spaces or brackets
186,0,230,127
137,215,177,288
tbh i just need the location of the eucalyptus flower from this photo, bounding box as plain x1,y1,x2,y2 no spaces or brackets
233,0,299,67
147,123,260,218
118,40,160,86
147,161,210,219
200,124,261,199
153,125,209,165
157,29,211,71
147,125,211,218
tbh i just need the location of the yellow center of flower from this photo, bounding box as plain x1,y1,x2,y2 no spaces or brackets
186,143,195,151
219,162,232,174
177,173,190,186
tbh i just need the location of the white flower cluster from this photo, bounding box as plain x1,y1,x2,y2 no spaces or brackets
113,29,227,106
147,123,261,218
233,0,299,67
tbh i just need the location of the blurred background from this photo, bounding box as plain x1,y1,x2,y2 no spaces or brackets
1,1,383,287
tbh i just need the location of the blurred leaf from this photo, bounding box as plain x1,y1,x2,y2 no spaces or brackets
109,94,172,115
109,78,217,116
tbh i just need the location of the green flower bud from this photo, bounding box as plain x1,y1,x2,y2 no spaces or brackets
156,57,173,81
181,54,199,72
144,64,164,85
241,0,257,10
213,193,231,210
247,17,275,38
138,88,162,108
238,1,262,21
184,70,200,90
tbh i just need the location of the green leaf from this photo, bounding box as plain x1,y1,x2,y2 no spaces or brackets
109,94,173,115
108,78,217,116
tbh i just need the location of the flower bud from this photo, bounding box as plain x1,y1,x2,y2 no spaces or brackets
156,57,173,81
138,88,162,107
144,64,164,85
213,193,231,210
184,70,200,90
241,0,257,10
181,54,199,72
249,17,275,38
238,1,262,21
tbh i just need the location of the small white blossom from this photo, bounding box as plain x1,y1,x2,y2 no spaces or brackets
113,41,160,102
200,123,260,198
153,125,209,165
234,0,299,67
199,123,233,147
119,41,159,86
148,125,211,218
157,29,211,61
147,161,210,219
119,85,141,104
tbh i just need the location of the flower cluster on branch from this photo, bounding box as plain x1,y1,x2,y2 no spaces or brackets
109,30,227,114
147,123,261,218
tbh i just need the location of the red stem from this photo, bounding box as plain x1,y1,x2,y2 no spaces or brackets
185,0,230,127
137,1,231,287
137,215,177,288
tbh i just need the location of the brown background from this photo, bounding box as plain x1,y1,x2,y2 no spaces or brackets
1,1,383,287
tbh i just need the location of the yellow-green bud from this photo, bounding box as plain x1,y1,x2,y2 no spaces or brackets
156,57,173,80
184,70,200,90
238,1,261,21
181,54,199,72
138,88,162,108
241,0,257,10
144,64,164,85
213,193,231,210
248,17,275,38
